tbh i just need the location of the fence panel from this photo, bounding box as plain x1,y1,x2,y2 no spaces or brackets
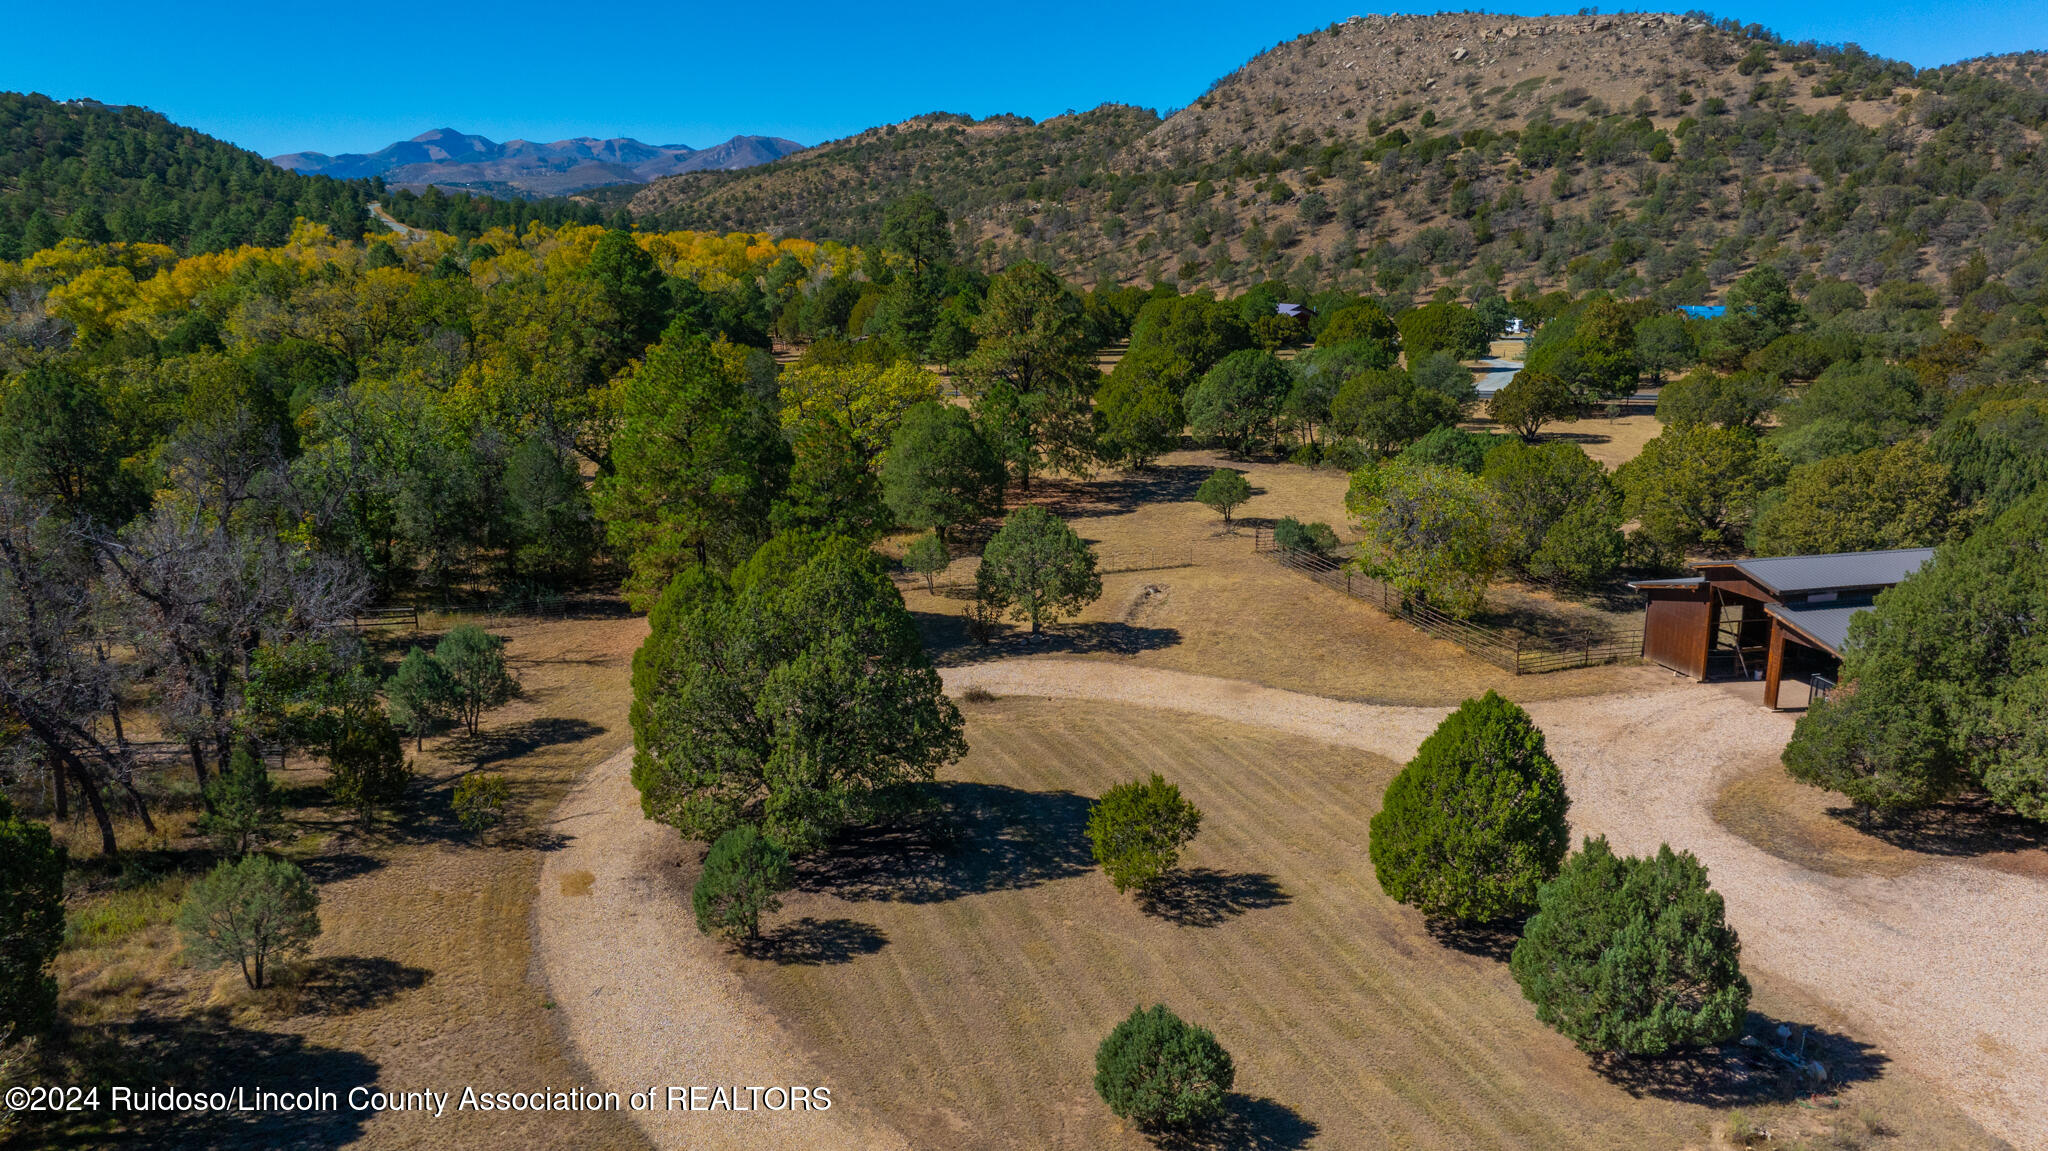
1253,530,1640,675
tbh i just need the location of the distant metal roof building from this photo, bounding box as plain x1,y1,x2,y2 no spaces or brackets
1729,548,1936,598
1677,305,1726,319
1275,302,1310,319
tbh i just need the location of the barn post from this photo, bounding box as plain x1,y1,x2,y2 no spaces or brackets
1763,618,1787,710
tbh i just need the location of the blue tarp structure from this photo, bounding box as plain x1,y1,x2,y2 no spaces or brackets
1677,305,1726,319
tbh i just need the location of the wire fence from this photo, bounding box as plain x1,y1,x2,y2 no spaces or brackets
1252,531,1643,675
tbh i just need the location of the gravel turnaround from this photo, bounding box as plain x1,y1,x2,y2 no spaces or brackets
945,660,2048,1150
534,747,911,1151
536,660,2047,1149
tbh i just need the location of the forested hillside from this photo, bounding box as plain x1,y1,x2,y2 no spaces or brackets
627,12,2048,310
0,93,378,259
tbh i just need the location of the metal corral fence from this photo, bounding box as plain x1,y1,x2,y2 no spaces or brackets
1252,533,1642,675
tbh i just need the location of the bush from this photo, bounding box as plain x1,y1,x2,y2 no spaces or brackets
1370,692,1570,922
198,743,282,857
176,855,321,989
1094,1004,1235,1130
1087,774,1203,894
1272,516,1339,556
0,797,65,1036
1195,468,1252,526
1510,837,1749,1055
452,774,511,833
692,825,794,942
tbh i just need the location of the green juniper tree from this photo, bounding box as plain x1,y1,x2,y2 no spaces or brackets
1370,692,1571,923
631,535,966,853
1094,1005,1235,1131
1510,837,1750,1056
974,506,1101,634
434,624,519,736
1195,468,1253,527
177,855,322,990
1087,774,1203,894
692,825,795,943
881,402,1006,544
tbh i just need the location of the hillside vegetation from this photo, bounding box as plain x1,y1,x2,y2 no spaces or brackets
626,12,2048,307
0,93,377,259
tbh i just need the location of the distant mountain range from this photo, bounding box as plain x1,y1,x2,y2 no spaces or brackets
269,127,806,197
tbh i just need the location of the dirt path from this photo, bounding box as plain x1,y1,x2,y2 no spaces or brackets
944,660,2048,1150
533,748,911,1151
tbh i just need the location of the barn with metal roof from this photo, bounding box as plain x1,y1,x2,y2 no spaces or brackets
1631,547,1936,708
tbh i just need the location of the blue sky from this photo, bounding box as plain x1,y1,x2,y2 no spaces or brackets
8,1,2044,157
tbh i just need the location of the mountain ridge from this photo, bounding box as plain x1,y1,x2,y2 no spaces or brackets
619,11,2048,306
271,127,806,196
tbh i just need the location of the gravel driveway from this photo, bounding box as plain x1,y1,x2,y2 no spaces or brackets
534,747,911,1151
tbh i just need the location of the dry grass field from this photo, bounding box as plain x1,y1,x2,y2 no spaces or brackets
894,448,1663,707
1715,759,2048,883
726,697,2000,1151
43,608,651,1151
1463,407,1666,472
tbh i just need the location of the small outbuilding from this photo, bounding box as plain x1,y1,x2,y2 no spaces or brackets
1631,547,1935,709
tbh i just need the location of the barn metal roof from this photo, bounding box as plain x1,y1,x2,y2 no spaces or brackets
1728,548,1935,596
1765,601,1871,656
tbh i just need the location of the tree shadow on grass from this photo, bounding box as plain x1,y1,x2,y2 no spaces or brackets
1020,463,1215,521
278,955,431,1017
933,620,1182,665
295,851,386,884
1830,793,2048,859
1138,868,1291,928
744,917,889,965
1149,1095,1320,1150
1423,917,1523,963
42,1012,379,1149
442,717,606,767
1593,1013,1887,1105
798,781,1093,904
